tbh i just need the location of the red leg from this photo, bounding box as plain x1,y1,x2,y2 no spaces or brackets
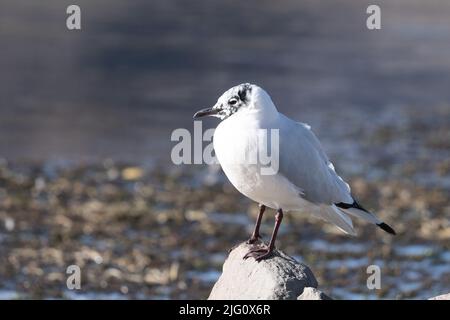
244,208,283,261
247,204,266,244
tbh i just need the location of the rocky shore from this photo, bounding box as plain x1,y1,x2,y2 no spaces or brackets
0,161,449,299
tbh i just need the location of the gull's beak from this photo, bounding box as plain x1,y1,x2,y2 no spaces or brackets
193,107,219,119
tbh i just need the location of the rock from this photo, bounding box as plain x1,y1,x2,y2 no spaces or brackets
208,242,330,300
297,287,332,300
429,293,450,300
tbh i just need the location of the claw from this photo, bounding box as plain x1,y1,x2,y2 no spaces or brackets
243,246,273,261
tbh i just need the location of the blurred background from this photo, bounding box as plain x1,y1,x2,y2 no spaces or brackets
0,0,449,299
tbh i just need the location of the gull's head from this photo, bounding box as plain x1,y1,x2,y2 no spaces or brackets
193,83,277,121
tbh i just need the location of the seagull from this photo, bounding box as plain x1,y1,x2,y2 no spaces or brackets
193,83,396,261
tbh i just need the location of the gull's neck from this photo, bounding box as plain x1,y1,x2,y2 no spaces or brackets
246,91,279,123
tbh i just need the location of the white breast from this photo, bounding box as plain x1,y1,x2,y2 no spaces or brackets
213,112,310,211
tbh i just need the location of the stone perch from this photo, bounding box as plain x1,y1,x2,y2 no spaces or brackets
429,293,450,300
208,242,331,300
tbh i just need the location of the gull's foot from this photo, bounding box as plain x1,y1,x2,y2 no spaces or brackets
243,246,273,262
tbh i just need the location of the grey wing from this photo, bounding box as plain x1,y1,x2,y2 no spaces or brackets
278,116,353,205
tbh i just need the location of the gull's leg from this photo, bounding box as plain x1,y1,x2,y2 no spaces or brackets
244,208,283,261
246,204,266,244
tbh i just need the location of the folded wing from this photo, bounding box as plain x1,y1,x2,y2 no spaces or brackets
278,115,353,205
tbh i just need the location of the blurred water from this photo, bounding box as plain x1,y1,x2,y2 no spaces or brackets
1,0,450,164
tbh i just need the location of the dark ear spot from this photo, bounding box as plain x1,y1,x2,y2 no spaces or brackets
238,88,247,102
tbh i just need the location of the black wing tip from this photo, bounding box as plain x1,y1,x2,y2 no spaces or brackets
335,200,369,212
335,201,397,235
377,222,396,235
335,200,370,213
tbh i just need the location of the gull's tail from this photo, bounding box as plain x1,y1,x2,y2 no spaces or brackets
317,204,357,236
335,201,396,235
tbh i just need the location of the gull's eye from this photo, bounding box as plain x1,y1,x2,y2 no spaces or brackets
228,98,238,105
